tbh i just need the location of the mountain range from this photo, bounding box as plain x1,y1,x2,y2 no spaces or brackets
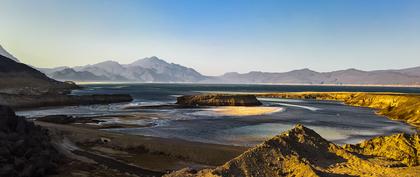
40,58,420,85
39,56,206,82
1,45,419,85
210,67,420,85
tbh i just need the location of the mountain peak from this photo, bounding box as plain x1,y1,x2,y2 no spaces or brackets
0,45,20,62
130,56,170,69
132,56,168,65
96,60,120,65
291,68,316,73
148,56,160,60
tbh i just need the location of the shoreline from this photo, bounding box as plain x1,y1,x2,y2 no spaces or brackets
35,120,247,174
74,81,420,88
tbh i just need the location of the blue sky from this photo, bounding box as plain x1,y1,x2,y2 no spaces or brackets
0,0,419,75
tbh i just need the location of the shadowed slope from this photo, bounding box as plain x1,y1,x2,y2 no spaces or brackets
0,54,77,95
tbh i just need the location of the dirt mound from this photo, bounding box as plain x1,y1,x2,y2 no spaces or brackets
176,94,262,106
0,105,60,177
165,124,420,177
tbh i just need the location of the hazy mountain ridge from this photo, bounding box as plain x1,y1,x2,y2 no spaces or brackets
2,45,419,85
42,57,207,82
207,68,420,85
42,60,420,85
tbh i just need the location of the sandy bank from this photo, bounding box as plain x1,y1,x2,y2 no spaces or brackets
195,106,284,116
35,120,247,173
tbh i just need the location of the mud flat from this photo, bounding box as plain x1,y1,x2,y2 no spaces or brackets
257,92,420,129
35,120,247,176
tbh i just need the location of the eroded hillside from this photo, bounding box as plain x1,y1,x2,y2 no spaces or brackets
166,124,420,177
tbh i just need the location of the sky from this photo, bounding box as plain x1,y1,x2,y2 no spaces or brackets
0,0,419,76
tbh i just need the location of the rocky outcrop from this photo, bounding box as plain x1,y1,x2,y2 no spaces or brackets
343,133,420,167
258,92,420,129
0,105,60,177
0,93,133,109
166,124,420,177
176,94,262,106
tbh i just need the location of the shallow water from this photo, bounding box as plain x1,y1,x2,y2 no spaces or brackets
105,98,415,146
17,83,418,146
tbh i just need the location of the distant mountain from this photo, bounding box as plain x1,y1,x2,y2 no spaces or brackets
33,52,420,85
206,68,420,85
73,60,131,81
0,45,19,62
0,50,76,95
49,68,110,81
38,66,70,75
43,56,207,82
394,66,420,77
128,56,206,82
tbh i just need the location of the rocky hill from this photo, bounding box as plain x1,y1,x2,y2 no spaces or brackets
166,124,420,177
0,47,133,108
0,105,60,177
0,54,77,95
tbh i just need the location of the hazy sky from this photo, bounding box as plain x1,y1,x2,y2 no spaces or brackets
0,0,419,76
